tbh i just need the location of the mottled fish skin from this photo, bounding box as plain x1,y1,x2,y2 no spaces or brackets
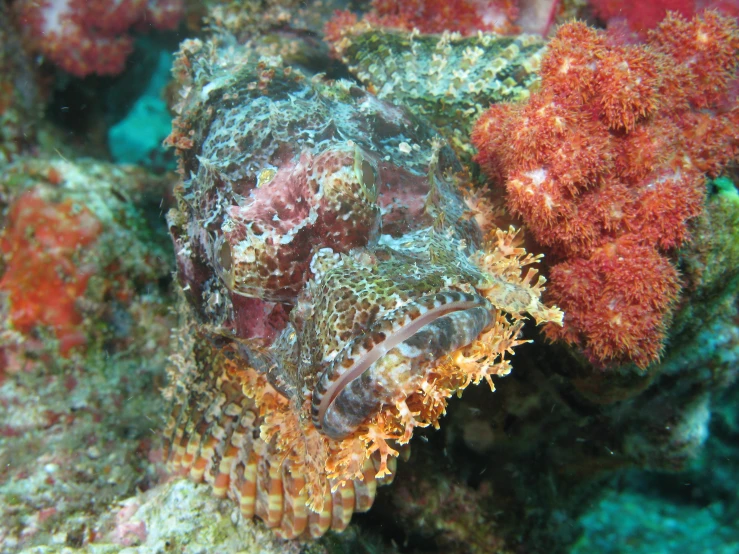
167,37,488,398
168,38,478,319
165,33,562,539
332,29,546,161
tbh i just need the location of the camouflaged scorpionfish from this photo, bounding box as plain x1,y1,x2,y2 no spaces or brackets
164,35,562,539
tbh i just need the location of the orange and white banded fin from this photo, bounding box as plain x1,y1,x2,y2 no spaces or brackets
166,358,397,539
274,470,309,539
330,480,355,532
237,454,258,519
308,488,333,538
354,457,378,512
264,462,285,528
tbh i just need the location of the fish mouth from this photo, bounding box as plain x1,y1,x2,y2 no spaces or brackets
311,291,493,440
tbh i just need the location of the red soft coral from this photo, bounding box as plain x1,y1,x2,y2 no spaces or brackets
591,0,739,38
325,0,563,50
14,0,183,77
591,0,696,37
650,10,739,106
0,191,102,355
472,12,739,368
546,239,681,368
371,0,520,35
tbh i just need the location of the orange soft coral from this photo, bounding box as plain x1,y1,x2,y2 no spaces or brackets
0,190,101,355
472,12,739,368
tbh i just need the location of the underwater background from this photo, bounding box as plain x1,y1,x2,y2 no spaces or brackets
0,0,738,553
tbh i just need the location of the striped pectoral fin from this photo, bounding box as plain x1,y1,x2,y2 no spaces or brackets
162,402,183,462
213,442,240,497
167,398,197,469
308,487,333,538
330,479,355,532
275,470,309,539
189,432,219,483
237,453,259,519
178,420,208,475
264,462,285,528
170,434,187,472
354,457,378,512
170,416,199,472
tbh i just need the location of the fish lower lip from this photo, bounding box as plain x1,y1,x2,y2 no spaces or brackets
312,291,493,440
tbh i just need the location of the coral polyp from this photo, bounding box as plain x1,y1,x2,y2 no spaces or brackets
164,35,561,537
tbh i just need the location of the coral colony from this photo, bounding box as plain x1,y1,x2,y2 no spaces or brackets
0,0,738,551
473,13,739,367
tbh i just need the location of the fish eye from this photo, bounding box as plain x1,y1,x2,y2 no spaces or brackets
361,159,376,188
218,239,232,273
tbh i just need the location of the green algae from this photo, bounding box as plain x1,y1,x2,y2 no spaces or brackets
671,177,739,345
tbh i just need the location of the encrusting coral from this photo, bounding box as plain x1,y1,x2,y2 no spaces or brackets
0,191,102,357
0,156,173,374
163,33,561,539
472,11,739,368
